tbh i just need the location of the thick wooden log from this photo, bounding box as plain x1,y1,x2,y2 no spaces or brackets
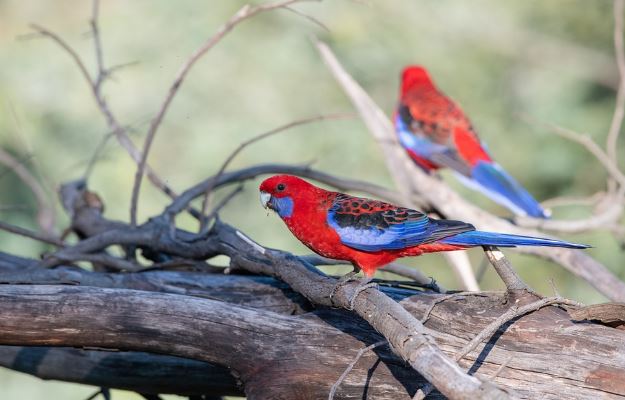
0,346,242,397
0,265,311,314
0,284,624,399
0,285,427,399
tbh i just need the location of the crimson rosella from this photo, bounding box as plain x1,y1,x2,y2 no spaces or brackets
259,175,587,278
395,66,549,219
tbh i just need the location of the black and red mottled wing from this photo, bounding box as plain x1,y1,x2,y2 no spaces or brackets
326,194,474,252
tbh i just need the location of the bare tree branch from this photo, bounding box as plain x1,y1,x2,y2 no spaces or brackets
454,296,582,364
313,37,625,302
28,22,180,209
0,147,56,235
130,0,320,227
198,113,353,231
443,251,479,291
164,163,412,217
482,247,530,292
607,0,625,174
529,118,625,188
328,340,387,400
0,220,64,247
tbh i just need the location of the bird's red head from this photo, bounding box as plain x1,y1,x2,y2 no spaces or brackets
259,175,318,218
400,65,434,95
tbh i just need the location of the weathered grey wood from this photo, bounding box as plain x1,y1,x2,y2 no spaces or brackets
570,302,625,328
0,265,311,315
0,285,429,400
0,285,625,399
0,346,242,396
401,293,625,399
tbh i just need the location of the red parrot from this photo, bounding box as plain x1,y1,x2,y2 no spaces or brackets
259,175,587,278
395,66,550,219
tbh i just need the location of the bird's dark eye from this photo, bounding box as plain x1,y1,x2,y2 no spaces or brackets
276,183,286,192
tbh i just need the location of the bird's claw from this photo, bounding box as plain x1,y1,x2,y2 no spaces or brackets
329,271,359,306
348,280,377,311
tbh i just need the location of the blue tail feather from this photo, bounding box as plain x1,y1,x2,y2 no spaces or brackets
463,161,549,219
440,230,590,249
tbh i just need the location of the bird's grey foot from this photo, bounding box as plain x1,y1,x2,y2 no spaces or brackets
329,270,359,305
348,278,377,310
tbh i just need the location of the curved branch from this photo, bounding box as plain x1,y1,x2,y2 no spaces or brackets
0,147,56,235
198,113,353,231
164,163,412,216
607,0,625,166
313,38,625,302
130,0,316,226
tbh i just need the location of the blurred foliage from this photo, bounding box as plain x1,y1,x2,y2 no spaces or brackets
0,0,624,398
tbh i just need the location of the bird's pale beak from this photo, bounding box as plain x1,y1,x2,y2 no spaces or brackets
260,191,272,209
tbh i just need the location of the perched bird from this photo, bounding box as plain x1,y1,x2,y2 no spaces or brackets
259,175,587,278
395,65,550,219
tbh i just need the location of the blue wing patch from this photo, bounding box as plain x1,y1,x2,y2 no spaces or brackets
395,112,472,176
327,194,475,252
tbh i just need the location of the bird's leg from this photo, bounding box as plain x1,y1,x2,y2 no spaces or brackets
347,278,378,311
329,264,361,306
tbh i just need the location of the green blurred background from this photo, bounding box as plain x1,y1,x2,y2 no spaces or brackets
0,0,623,398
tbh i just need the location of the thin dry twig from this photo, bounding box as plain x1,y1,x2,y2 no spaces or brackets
540,192,606,208
164,163,409,217
443,251,479,291
328,340,386,400
482,246,530,292
490,356,513,379
420,291,498,324
313,38,625,301
29,21,180,209
0,220,64,247
28,24,94,92
379,263,444,291
48,252,142,272
198,113,353,231
284,6,330,32
455,296,583,364
0,148,56,235
526,117,625,188
90,0,106,91
130,0,318,227
203,184,244,226
607,0,625,174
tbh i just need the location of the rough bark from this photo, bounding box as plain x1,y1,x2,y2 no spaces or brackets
0,346,242,397
0,285,428,400
0,283,624,399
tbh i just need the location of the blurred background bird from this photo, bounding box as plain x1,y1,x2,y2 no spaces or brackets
395,65,550,219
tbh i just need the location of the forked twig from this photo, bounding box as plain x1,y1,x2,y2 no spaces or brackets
130,0,321,226
0,147,56,235
203,184,245,227
455,296,583,364
529,118,625,188
328,340,386,400
420,291,497,324
29,17,180,209
198,113,353,231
